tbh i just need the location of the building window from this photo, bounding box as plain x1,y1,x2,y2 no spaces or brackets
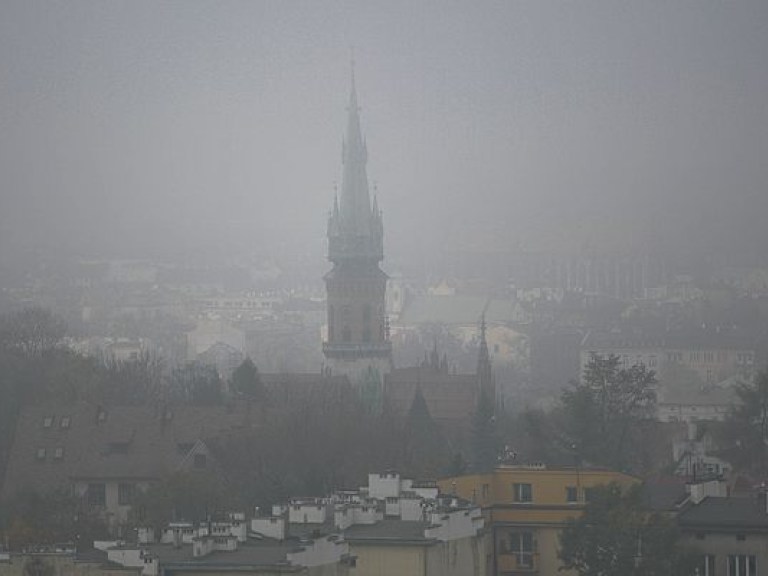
88,483,106,506
728,555,756,576
118,482,135,506
696,555,715,576
36,448,46,460
54,447,64,459
566,486,578,503
60,416,70,429
482,484,490,499
513,483,532,503
194,454,207,469
43,416,53,428
508,532,534,568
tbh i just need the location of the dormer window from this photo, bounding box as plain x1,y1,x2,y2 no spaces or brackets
43,416,53,428
60,416,71,429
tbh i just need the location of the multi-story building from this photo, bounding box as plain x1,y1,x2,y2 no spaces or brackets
439,464,638,576
678,493,768,576
106,472,486,576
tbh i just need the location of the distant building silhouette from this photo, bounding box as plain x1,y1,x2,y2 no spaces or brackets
323,68,392,401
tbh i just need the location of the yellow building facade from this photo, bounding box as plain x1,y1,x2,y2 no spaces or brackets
439,465,638,576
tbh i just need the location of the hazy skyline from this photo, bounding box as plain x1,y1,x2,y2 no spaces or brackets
1,1,767,272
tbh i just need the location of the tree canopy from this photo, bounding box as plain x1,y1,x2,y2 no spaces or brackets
723,370,768,475
562,354,657,472
559,483,697,576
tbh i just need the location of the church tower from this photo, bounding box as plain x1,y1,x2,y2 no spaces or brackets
323,69,392,392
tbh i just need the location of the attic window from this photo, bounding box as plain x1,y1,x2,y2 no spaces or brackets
54,447,64,459
36,448,46,460
43,416,53,428
60,417,70,429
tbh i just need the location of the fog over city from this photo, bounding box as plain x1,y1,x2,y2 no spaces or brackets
2,1,767,272
4,2,768,572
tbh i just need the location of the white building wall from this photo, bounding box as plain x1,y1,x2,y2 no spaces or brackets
352,505,382,525
334,508,353,531
288,502,328,524
412,486,439,500
384,497,400,517
106,547,158,576
400,498,425,522
287,536,348,568
425,508,484,542
368,472,401,499
250,516,286,541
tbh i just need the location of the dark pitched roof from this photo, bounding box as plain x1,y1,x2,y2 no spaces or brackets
146,540,303,569
678,496,768,531
641,479,689,512
385,368,478,426
2,402,260,498
261,373,352,404
343,519,433,545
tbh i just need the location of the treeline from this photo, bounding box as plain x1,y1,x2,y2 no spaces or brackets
1,307,767,548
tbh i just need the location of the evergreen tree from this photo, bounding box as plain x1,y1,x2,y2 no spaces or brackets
562,354,656,472
230,357,264,399
403,388,448,477
471,388,498,472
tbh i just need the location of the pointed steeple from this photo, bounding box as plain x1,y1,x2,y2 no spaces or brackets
339,63,371,235
477,315,494,400
328,64,383,263
323,62,392,385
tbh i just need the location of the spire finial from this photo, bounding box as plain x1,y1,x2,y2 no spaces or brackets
348,48,359,113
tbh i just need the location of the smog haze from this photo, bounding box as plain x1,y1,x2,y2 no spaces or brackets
1,1,767,272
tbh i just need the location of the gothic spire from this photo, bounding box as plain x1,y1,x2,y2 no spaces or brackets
477,314,494,399
339,64,372,238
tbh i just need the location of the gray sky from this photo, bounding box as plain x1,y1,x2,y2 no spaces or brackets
1,1,767,269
